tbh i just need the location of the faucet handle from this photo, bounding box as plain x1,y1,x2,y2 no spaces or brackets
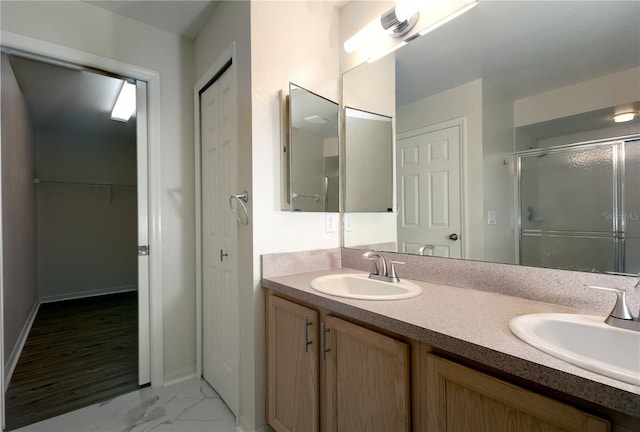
388,261,404,282
584,285,634,320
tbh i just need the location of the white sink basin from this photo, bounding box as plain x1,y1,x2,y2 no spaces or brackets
509,313,640,386
310,273,421,300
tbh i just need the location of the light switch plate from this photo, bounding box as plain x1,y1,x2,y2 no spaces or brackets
344,214,353,232
488,211,497,225
325,213,337,233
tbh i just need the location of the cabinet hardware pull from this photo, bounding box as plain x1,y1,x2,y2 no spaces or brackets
320,323,331,360
304,317,313,352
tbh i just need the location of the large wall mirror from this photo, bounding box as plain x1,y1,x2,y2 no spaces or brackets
342,0,640,274
287,83,339,212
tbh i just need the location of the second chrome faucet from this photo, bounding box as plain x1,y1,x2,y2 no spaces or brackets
362,251,403,283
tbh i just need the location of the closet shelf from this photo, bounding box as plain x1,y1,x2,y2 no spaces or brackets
34,178,136,188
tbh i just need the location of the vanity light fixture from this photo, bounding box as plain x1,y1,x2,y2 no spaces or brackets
417,1,478,37
111,80,136,122
612,112,637,123
366,41,408,63
304,115,329,125
343,2,420,54
344,0,478,63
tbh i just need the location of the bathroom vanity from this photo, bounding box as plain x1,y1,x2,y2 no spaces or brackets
262,250,640,432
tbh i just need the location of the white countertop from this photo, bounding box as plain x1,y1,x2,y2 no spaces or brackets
263,267,640,418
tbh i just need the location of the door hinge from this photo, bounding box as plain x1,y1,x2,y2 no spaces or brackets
138,245,150,256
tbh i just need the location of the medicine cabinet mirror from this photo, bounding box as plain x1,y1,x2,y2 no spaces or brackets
284,83,339,212
341,0,640,274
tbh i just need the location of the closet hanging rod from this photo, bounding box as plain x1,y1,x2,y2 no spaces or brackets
33,178,136,188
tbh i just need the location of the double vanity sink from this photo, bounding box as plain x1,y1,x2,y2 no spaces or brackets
310,272,640,388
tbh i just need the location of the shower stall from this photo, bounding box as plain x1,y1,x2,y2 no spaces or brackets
518,137,639,273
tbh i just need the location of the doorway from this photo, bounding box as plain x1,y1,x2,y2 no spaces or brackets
1,50,150,429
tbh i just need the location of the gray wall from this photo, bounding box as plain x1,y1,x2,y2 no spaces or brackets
35,130,137,301
1,53,39,369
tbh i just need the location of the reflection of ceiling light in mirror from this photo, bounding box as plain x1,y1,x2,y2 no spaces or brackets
111,81,136,122
304,115,329,125
612,112,636,123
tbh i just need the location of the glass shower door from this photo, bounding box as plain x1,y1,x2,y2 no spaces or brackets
519,143,618,272
623,140,640,273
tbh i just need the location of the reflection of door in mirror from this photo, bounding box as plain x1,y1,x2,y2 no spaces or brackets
397,123,462,258
288,83,339,212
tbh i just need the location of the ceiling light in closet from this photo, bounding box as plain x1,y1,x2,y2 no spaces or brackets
111,81,136,122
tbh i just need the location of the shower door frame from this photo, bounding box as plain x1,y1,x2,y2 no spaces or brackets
516,134,640,273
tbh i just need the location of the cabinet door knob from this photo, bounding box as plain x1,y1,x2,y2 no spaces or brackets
449,233,459,241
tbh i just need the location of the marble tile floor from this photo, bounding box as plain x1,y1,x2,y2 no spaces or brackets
12,378,237,432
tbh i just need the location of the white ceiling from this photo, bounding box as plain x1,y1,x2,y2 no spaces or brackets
84,0,219,40
395,1,640,106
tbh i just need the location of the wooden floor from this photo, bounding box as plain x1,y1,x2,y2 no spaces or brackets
4,291,140,431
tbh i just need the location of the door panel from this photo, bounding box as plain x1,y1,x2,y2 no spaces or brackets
201,64,239,416
267,295,319,432
397,125,462,257
136,80,150,385
324,315,410,432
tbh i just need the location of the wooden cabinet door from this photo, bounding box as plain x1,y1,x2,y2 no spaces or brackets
324,315,411,432
267,295,319,432
425,354,610,432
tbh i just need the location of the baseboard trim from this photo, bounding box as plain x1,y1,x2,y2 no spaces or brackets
4,300,39,393
162,372,197,388
237,416,273,432
39,285,137,304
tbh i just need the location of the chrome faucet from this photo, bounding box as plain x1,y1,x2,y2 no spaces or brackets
362,251,403,283
586,272,640,332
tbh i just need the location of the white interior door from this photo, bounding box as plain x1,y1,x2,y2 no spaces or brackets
201,64,239,416
136,81,150,385
397,125,462,258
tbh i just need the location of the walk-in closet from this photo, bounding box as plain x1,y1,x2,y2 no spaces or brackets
1,52,140,430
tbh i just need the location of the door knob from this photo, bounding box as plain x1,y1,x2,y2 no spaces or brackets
220,249,228,262
449,233,459,241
